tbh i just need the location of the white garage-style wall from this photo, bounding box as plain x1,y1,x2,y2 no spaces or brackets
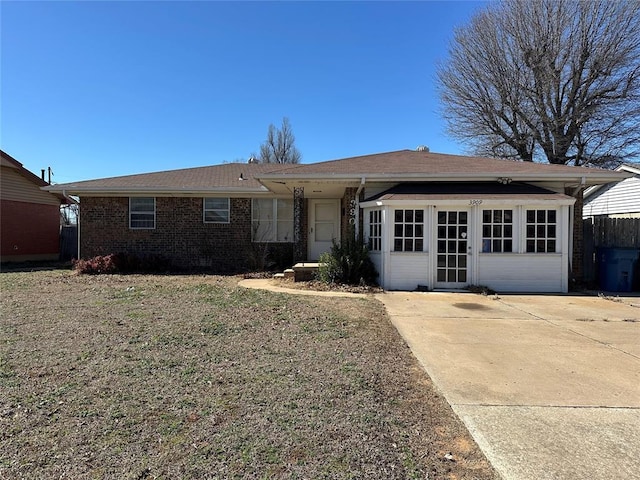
362,198,574,293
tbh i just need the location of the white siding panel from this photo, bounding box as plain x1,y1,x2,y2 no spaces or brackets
584,177,640,217
477,254,564,292
388,253,429,290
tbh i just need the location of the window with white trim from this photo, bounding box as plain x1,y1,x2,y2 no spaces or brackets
393,209,424,252
482,209,513,253
368,210,382,251
525,209,557,253
129,197,155,229
252,198,293,242
203,198,230,223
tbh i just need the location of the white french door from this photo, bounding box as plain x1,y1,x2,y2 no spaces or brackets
434,209,471,288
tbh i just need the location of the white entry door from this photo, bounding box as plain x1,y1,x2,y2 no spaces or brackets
308,199,340,261
434,209,471,288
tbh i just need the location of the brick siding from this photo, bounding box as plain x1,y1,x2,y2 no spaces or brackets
80,197,292,272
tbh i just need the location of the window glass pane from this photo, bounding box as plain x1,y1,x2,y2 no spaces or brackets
548,225,556,238
438,226,446,238
447,255,456,267
131,197,154,211
548,210,556,223
483,210,491,223
537,225,546,237
437,211,446,224
404,210,413,222
482,225,491,237
504,210,513,223
504,225,513,237
437,255,446,267
205,198,229,210
493,240,502,252
415,224,423,237
415,210,424,222
527,210,535,223
459,211,467,224
395,224,403,237
458,271,467,283
438,240,446,253
526,240,535,252
504,240,513,252
277,221,293,242
277,199,293,220
205,211,228,223
394,239,403,251
458,255,467,268
537,210,546,222
415,239,423,251
493,225,502,237
526,225,535,238
493,210,502,223
547,240,556,252
447,270,456,282
437,269,446,281
458,241,467,253
537,239,546,252
404,224,413,237
448,211,457,223
395,210,403,222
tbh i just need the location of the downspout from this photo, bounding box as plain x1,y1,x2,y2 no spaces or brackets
354,177,366,237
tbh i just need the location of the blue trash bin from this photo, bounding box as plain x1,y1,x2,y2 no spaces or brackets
597,247,640,292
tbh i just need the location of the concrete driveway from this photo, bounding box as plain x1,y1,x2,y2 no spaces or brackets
376,292,640,480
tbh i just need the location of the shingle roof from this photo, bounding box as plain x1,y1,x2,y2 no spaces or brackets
259,150,619,177
45,149,629,194
46,162,291,193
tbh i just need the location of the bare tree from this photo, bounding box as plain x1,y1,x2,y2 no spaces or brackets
259,117,302,164
438,0,640,166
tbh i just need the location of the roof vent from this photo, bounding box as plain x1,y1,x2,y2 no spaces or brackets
416,145,429,152
248,156,258,164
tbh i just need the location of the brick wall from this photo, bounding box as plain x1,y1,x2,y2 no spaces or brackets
80,197,292,272
569,188,584,284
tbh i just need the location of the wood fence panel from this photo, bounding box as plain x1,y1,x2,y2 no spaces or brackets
582,217,640,289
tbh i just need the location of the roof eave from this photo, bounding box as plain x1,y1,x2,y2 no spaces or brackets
43,185,272,196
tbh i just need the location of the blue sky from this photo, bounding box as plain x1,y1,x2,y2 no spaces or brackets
1,1,485,183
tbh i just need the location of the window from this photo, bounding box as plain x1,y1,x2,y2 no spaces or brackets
252,198,293,242
203,198,230,223
368,210,382,251
130,197,155,229
525,209,557,253
482,209,513,253
393,209,424,252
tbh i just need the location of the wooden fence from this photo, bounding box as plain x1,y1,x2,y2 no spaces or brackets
583,217,640,288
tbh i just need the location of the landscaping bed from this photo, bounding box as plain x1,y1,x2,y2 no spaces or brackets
0,270,497,479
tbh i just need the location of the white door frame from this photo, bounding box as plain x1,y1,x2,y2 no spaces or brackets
308,199,341,261
433,207,472,289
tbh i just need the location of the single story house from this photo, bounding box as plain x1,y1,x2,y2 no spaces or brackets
1,150,71,262
45,149,628,292
583,164,640,218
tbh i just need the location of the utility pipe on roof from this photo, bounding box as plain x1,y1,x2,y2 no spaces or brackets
354,177,365,237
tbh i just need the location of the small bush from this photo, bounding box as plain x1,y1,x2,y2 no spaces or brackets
73,253,170,274
317,230,378,286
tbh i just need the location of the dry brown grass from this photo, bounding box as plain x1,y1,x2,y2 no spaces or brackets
0,270,497,479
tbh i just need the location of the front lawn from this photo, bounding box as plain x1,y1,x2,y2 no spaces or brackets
0,270,496,479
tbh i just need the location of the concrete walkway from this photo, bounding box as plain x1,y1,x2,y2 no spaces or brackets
377,291,640,480
239,279,640,479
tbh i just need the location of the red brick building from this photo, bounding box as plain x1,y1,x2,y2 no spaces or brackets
1,150,70,262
